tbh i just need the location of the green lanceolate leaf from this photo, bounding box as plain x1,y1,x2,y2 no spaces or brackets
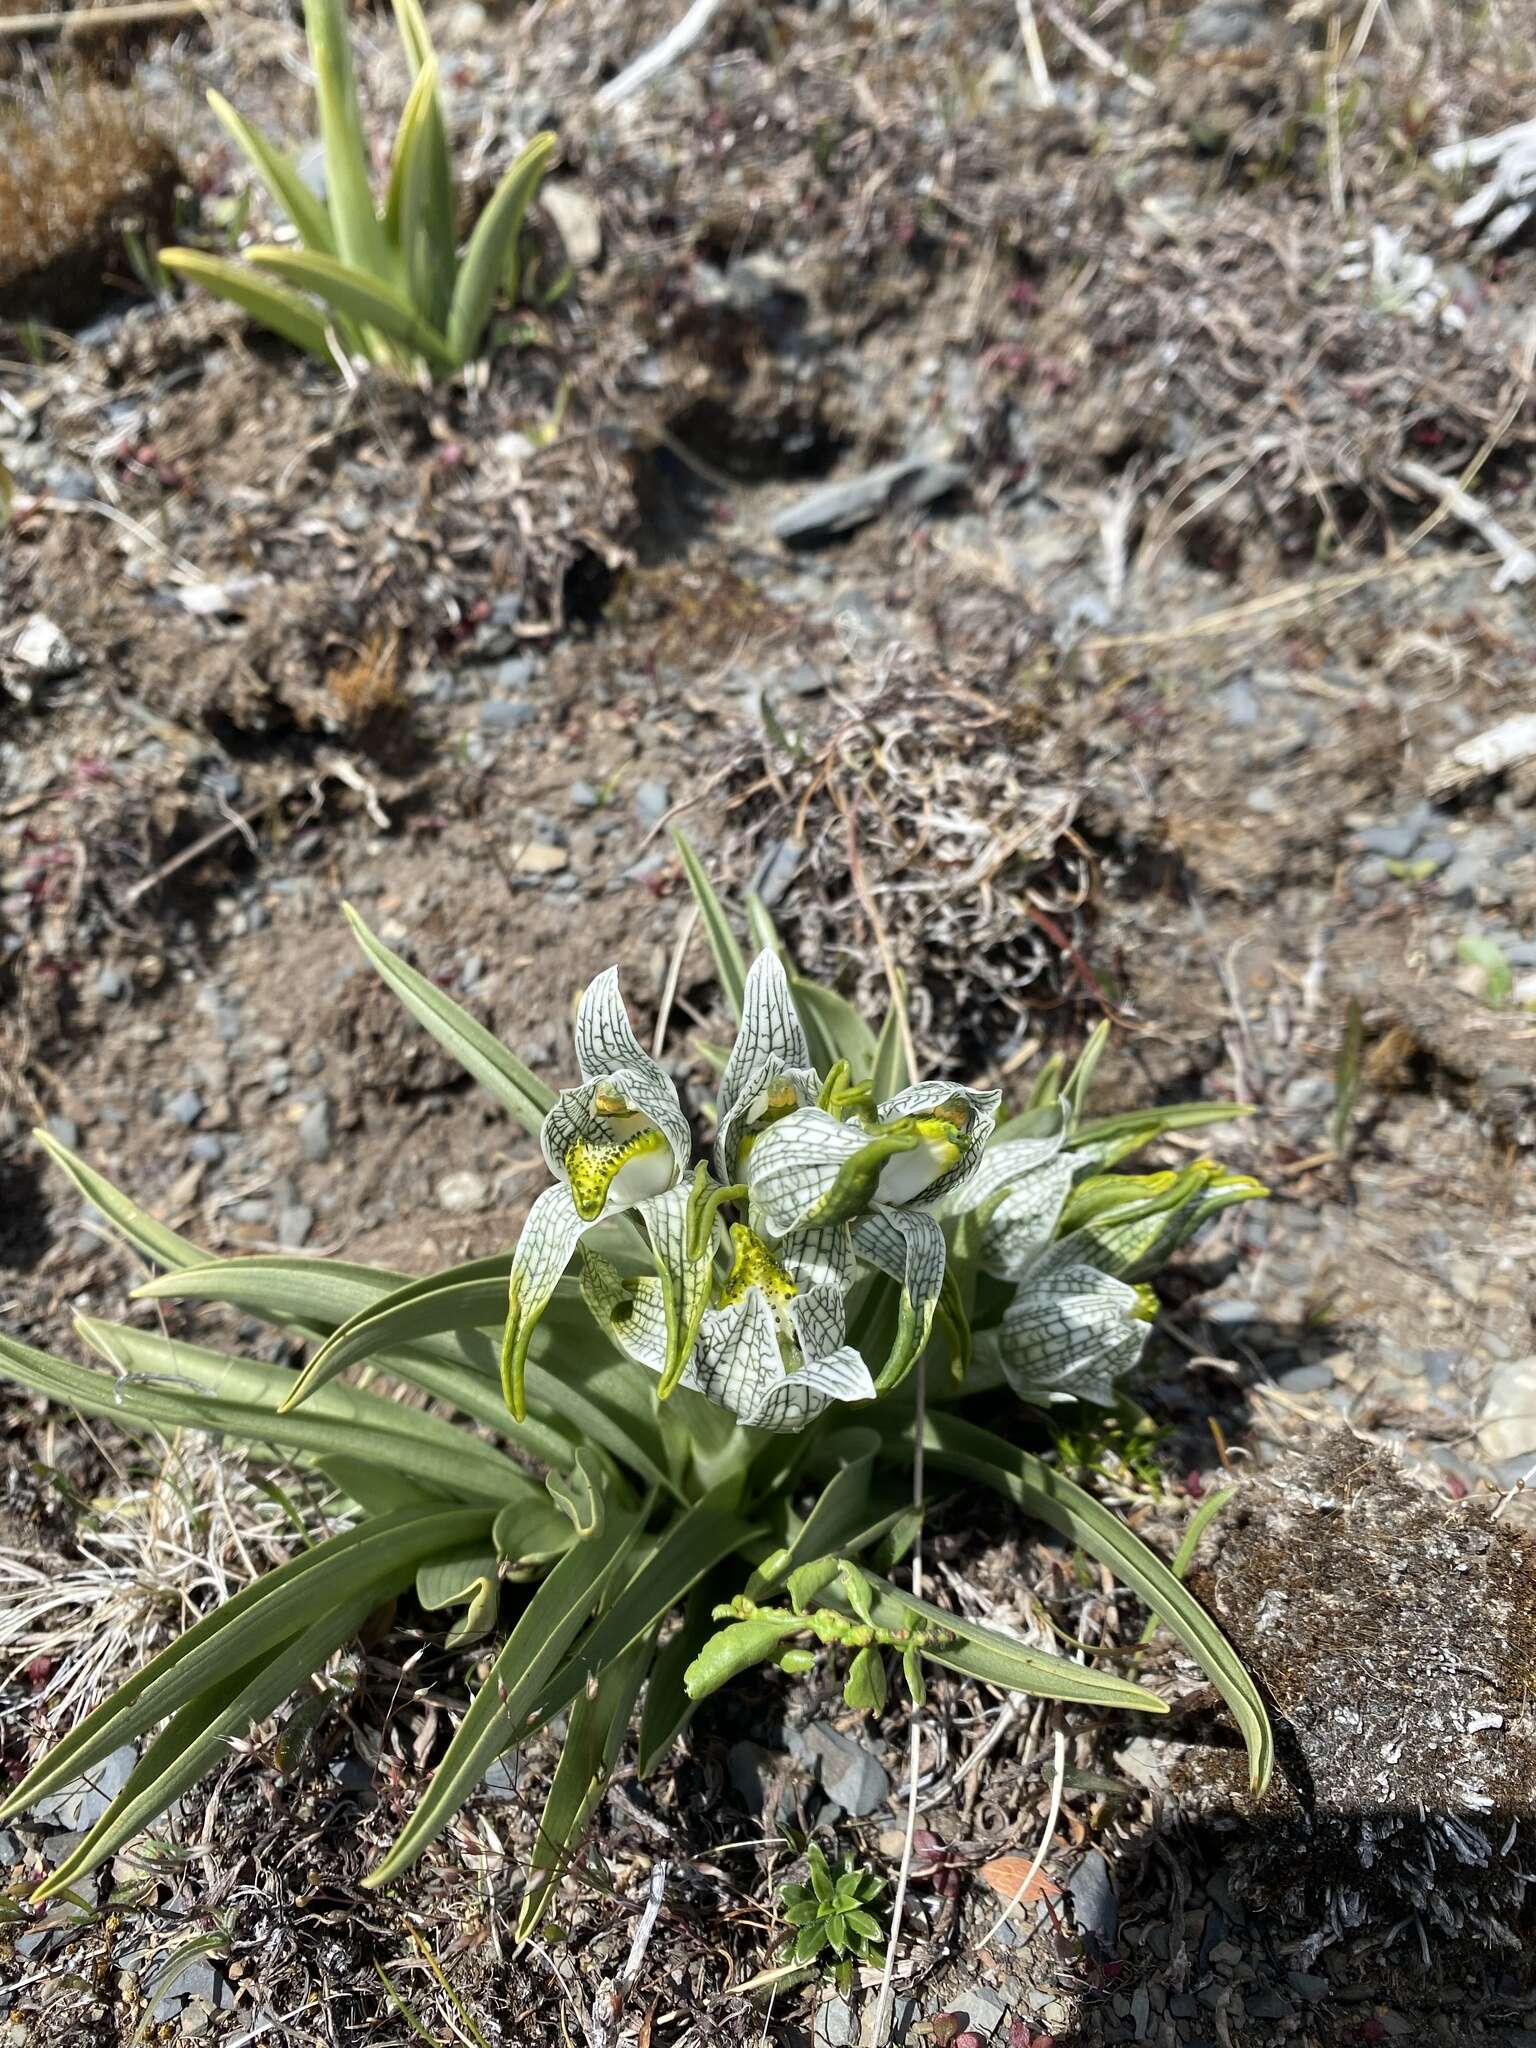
673,829,747,1020
493,1496,578,1573
1,1324,532,1510
390,0,434,72
38,1584,388,1900
365,1509,640,1887
244,249,455,373
344,906,555,1135
158,250,338,360
635,1567,733,1775
838,1564,1166,1713
748,1429,879,1596
135,1252,581,1469
272,1270,513,1411
528,1483,760,1732
871,978,911,1099
302,0,392,280
318,1456,445,1514
206,90,336,253
515,1634,653,1940
547,1446,606,1539
745,893,786,964
417,1542,502,1648
907,1414,1272,1794
35,1131,204,1272
385,53,456,336
789,975,879,1080
1069,1100,1255,1164
0,1507,489,1833
445,130,556,365
1063,1020,1111,1116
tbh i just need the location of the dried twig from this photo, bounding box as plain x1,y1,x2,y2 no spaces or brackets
1395,459,1536,591
1038,0,1154,99
593,0,726,112
0,0,209,39
1014,0,1055,105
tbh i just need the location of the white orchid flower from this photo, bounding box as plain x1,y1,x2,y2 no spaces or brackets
950,1118,1153,1406
580,1217,875,1434
954,1114,1261,1407
501,968,695,1419
993,1245,1152,1407
745,1078,1001,1392
712,952,821,1184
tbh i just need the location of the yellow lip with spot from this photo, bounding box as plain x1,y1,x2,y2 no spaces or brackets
718,1224,798,1307
565,1103,673,1221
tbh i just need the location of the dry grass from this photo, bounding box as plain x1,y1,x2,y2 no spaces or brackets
0,85,177,324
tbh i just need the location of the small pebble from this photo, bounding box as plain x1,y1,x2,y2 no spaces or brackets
633,779,671,825
188,1135,224,1166
46,1114,79,1149
436,1169,490,1215
164,1088,204,1127
277,1204,314,1249
298,1098,333,1164
480,698,535,731
95,967,129,1000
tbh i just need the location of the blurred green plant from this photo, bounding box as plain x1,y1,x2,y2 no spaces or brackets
0,837,1272,1925
1456,933,1514,1007
160,0,553,377
780,1843,885,1978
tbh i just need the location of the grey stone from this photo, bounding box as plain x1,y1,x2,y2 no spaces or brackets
748,839,803,908
481,1755,524,1798
1245,784,1281,815
14,614,83,678
955,1987,1010,2034
151,1958,232,2022
95,966,129,1000
24,1742,136,1831
490,653,532,687
1183,0,1272,50
1357,822,1421,859
1246,1989,1292,2020
771,451,966,545
436,1168,490,1215
1218,680,1259,726
188,1135,224,1166
298,1097,333,1164
164,1088,204,1127
1478,1357,1536,1463
1286,1972,1330,2001
46,1113,79,1148
1282,1075,1335,1110
815,1994,857,2046
569,780,602,809
231,1198,271,1225
1206,1300,1262,1326
800,1722,890,1816
1068,1848,1118,1959
277,1204,314,1249
633,780,671,825
1277,1362,1335,1395
479,698,536,731
0,1828,22,1865
726,1740,779,1816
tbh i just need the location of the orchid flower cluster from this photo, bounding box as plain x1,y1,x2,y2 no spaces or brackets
0,848,1274,1930
500,953,1262,1438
